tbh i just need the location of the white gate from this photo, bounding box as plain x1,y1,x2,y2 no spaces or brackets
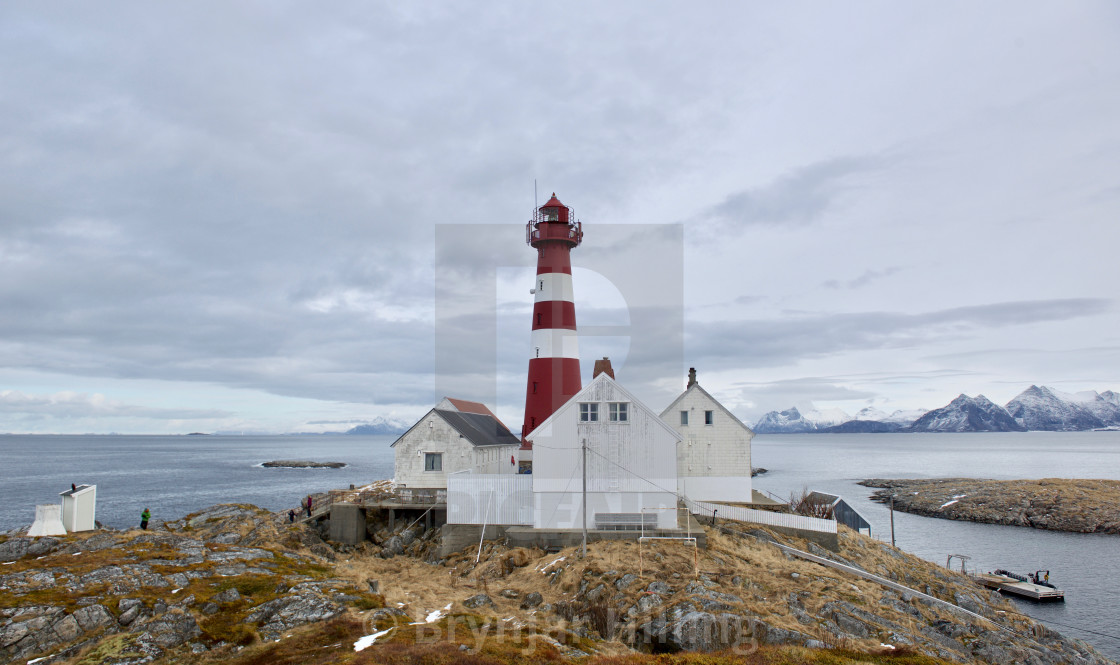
447,474,533,525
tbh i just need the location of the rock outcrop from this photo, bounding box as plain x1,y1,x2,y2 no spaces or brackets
1,499,1115,665
860,477,1120,534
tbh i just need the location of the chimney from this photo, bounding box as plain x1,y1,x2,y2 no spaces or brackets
593,357,615,379
687,367,697,388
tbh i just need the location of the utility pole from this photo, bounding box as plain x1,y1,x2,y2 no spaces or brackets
581,438,587,559
890,494,896,548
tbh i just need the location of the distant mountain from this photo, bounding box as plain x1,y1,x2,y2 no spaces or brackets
754,386,1117,434
1071,390,1120,426
753,406,850,433
1005,385,1106,431
905,394,1025,432
821,420,904,433
345,417,410,436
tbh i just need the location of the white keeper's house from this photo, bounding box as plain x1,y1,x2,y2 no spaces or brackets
390,397,520,489
527,363,681,530
661,368,754,504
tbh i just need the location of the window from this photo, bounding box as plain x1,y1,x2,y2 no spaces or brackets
704,410,714,425
680,410,689,426
424,453,442,471
579,403,599,422
609,402,629,422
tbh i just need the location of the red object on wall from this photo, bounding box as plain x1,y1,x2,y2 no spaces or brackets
521,194,583,448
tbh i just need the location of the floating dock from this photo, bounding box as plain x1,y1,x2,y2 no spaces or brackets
974,573,1065,602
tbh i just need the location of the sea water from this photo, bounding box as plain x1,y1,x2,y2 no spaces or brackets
1,431,1118,657
0,434,397,531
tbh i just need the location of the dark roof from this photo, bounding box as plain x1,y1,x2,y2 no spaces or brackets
59,484,93,497
434,409,520,447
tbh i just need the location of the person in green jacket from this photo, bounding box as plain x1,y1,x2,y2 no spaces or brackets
140,508,151,530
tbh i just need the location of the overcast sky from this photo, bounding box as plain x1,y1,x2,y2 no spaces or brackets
2,2,1118,434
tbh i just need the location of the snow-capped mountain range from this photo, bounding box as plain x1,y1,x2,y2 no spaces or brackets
345,416,411,435
753,386,1120,433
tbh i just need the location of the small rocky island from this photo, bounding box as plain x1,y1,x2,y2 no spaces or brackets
860,478,1120,534
261,460,346,468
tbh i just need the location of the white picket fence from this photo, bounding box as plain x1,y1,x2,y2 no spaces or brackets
447,474,533,525
684,497,836,535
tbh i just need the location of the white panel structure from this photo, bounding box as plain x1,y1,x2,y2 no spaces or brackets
661,376,753,503
447,474,533,525
28,505,66,537
60,484,97,532
528,372,681,530
685,498,836,535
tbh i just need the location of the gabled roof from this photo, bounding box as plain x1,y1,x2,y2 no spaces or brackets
444,397,508,429
390,407,519,448
660,382,754,434
525,371,682,442
435,409,520,447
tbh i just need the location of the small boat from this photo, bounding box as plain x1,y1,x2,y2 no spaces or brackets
974,568,1065,602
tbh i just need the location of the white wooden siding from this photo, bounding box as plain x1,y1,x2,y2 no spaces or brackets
662,385,753,502
393,411,517,489
530,373,681,529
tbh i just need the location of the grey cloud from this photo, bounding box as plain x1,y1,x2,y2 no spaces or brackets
688,298,1111,370
0,390,231,420
695,156,882,231
823,267,902,290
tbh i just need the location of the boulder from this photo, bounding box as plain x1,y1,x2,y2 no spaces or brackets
462,594,493,609
520,592,543,609
137,611,202,648
246,593,344,640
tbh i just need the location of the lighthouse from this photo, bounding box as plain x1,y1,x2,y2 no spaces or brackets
522,193,583,446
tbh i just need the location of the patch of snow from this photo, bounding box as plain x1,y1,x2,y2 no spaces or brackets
72,552,82,556
538,555,566,573
411,603,452,625
354,627,394,651
171,588,182,594
880,643,896,650
939,500,959,509
2,562,14,565
952,494,967,499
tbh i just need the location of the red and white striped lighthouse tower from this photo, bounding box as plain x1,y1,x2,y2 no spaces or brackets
522,193,583,446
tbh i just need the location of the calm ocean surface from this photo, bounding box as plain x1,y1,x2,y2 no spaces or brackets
1,431,1118,657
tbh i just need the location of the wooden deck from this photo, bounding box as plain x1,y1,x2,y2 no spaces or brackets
974,573,1065,602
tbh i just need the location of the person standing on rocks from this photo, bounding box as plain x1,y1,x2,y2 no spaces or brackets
288,508,296,523
305,495,313,518
140,507,151,530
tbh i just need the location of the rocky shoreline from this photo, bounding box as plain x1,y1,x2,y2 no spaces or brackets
860,478,1120,534
1,501,1115,665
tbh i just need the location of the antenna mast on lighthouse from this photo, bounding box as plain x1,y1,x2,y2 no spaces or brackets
522,193,584,450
